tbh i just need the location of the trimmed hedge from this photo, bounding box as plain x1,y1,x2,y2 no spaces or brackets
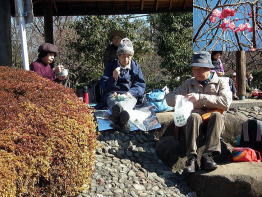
0,66,97,196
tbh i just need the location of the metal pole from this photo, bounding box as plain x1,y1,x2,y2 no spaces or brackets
14,0,30,70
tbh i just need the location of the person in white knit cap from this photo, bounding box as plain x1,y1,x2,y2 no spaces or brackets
99,38,146,131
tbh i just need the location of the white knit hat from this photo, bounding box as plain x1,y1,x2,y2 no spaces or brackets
117,38,134,56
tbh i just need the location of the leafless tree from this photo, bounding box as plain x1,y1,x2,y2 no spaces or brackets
11,16,78,67
193,0,261,51
222,51,262,73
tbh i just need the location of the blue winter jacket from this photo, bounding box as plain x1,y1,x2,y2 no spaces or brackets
99,59,146,107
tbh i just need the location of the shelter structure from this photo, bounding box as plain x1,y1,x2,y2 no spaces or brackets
1,0,192,66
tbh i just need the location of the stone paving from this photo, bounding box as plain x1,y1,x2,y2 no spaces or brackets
79,130,194,197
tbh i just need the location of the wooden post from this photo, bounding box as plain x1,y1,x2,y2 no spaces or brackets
0,0,12,66
236,51,246,100
44,0,53,44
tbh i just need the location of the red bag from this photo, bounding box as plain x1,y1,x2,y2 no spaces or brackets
232,147,261,162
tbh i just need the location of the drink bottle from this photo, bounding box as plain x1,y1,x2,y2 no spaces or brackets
83,86,89,104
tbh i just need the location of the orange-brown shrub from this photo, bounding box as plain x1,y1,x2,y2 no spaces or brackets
0,66,97,196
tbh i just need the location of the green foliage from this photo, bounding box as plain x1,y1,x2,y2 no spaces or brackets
67,15,153,87
146,79,183,91
0,66,97,196
149,12,193,81
252,70,262,90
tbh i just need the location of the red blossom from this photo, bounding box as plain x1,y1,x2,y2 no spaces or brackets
238,23,247,31
220,23,228,31
228,22,236,30
212,9,222,18
223,19,230,24
219,8,236,19
244,23,251,29
211,7,253,34
209,16,217,23
230,9,236,16
234,28,240,33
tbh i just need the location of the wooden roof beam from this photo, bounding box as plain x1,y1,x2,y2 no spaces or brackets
126,0,130,11
154,0,158,11
140,0,144,11
169,0,173,10
183,0,187,9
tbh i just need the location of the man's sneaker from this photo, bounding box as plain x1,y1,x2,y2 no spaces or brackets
119,110,130,132
184,155,199,173
201,153,217,171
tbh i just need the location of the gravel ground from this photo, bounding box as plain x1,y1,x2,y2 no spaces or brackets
78,130,194,197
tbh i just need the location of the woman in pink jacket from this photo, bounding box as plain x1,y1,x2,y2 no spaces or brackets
30,43,66,82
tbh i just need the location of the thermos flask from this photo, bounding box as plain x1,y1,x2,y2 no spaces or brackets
83,86,89,104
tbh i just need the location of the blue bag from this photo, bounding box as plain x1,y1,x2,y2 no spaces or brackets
146,89,173,113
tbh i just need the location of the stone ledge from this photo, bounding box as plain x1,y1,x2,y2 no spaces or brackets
186,162,262,197
230,99,262,108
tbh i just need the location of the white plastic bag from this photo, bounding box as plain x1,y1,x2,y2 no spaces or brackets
173,95,194,127
162,85,170,94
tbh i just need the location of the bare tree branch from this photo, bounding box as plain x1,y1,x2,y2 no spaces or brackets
235,32,243,50
194,0,261,50
193,0,221,42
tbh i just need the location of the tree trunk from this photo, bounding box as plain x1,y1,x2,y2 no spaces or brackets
236,51,246,100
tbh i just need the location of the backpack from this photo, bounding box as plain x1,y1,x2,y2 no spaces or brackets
232,147,261,162
146,89,173,113
240,119,262,153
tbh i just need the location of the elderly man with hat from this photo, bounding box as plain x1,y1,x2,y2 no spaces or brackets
103,30,125,66
100,38,146,131
30,43,66,82
166,51,232,173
